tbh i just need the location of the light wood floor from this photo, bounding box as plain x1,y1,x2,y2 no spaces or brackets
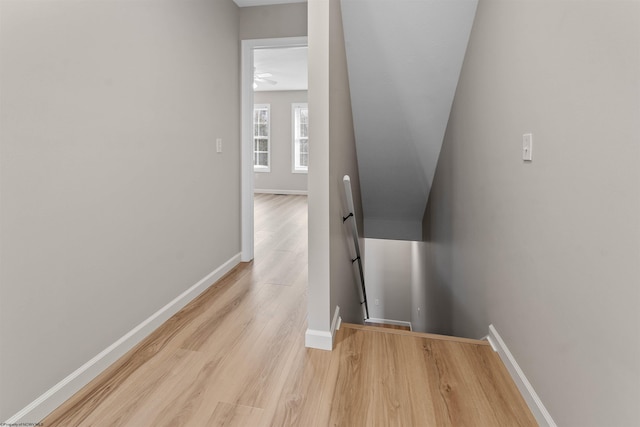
365,322,411,331
42,194,536,426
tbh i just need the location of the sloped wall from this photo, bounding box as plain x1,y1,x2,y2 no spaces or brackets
341,0,478,241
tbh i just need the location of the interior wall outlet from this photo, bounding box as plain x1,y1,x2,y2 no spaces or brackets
522,133,533,161
216,138,222,153
375,299,380,306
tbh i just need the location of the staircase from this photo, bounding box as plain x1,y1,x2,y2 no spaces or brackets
364,320,411,331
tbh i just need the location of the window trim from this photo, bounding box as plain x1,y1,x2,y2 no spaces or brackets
253,103,271,173
291,102,309,174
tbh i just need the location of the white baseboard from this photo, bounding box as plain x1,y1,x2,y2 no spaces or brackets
365,318,412,331
5,253,242,425
330,305,341,346
488,324,557,427
254,189,308,195
305,306,340,351
304,329,333,350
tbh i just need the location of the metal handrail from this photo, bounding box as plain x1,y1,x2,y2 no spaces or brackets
343,175,369,321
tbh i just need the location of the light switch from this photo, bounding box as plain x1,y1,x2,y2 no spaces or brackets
523,133,533,161
216,138,222,153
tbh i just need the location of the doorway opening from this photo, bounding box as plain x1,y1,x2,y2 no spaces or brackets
241,37,308,262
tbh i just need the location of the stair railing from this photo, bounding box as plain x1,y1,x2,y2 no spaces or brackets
342,175,369,321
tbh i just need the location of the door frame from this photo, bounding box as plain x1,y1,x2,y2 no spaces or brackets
240,36,308,262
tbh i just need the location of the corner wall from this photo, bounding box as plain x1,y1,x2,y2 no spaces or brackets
0,0,240,419
424,1,640,425
364,239,411,323
307,0,363,347
327,0,363,326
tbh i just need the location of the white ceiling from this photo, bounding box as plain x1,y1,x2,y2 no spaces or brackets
233,0,305,7
254,46,308,92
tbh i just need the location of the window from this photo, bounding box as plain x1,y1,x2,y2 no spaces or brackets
253,104,270,172
292,103,309,173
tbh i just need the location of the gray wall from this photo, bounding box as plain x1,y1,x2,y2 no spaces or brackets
341,0,477,242
240,3,307,40
0,0,240,419
364,239,411,323
363,238,449,332
307,0,363,337
410,240,451,335
327,0,364,326
253,91,308,193
424,1,640,426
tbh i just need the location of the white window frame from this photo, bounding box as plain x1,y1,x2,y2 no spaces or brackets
253,104,271,172
292,103,309,173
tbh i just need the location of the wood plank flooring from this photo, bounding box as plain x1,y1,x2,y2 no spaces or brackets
42,194,536,427
365,322,411,331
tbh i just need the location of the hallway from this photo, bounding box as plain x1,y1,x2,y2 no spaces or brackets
43,194,534,426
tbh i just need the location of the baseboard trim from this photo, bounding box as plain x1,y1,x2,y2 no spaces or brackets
365,318,412,331
254,189,308,195
304,329,333,350
330,305,341,348
305,305,340,351
4,253,242,425
488,324,557,427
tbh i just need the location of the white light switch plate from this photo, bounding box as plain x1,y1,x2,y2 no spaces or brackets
216,138,222,153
